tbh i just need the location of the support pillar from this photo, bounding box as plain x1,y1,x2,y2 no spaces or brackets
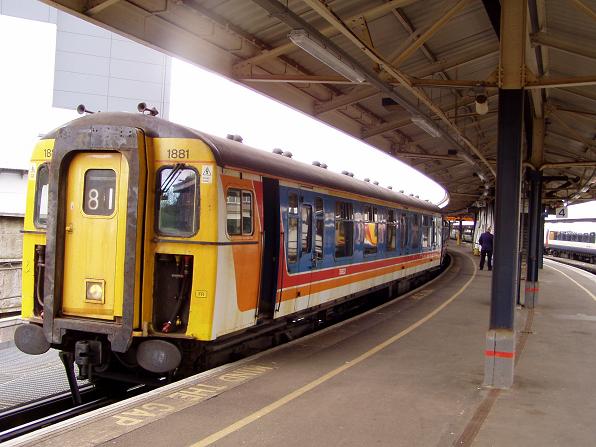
525,170,542,307
483,0,526,389
538,209,545,269
484,89,523,389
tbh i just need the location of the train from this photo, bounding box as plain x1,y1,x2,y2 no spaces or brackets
544,220,596,264
14,109,447,389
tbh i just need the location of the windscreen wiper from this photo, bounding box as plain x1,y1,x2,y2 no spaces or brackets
160,163,185,195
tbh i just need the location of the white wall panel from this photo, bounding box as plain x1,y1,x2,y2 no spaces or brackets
56,30,111,58
109,58,166,84
53,10,171,117
56,9,110,38
110,38,166,65
53,90,108,114
2,2,172,118
54,71,109,96
54,51,111,77
0,0,55,23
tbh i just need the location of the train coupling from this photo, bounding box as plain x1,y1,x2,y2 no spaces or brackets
75,340,105,380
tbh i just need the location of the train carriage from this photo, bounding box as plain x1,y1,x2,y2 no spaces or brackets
15,111,444,384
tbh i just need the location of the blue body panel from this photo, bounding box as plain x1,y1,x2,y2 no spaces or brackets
279,185,441,275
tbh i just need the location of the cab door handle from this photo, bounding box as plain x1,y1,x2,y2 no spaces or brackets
65,223,73,233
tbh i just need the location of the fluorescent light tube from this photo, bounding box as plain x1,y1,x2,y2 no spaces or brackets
456,150,475,166
410,115,441,138
288,30,366,83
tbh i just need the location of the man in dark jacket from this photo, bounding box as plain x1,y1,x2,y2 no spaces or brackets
478,227,494,271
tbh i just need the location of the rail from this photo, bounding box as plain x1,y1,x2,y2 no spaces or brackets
0,384,147,443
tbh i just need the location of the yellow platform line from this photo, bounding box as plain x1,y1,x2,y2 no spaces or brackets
190,254,477,447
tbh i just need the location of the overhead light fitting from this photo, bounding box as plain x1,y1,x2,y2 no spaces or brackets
456,150,476,166
474,94,489,115
411,115,441,138
288,30,366,83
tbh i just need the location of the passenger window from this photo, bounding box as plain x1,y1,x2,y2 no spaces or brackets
301,205,312,254
226,188,253,236
386,210,397,252
34,164,49,228
410,214,421,250
315,197,324,216
364,206,378,255
288,193,298,214
242,191,253,235
315,197,324,261
335,201,354,258
83,169,117,216
157,166,199,237
288,216,299,263
315,219,324,261
400,214,409,250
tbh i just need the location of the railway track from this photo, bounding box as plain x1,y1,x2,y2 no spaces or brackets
0,384,147,443
544,256,596,274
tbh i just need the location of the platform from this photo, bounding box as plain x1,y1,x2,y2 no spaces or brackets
6,246,596,446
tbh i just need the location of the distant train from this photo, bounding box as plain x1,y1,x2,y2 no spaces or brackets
544,220,596,264
449,226,474,243
15,110,447,387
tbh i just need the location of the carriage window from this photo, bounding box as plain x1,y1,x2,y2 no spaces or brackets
364,206,378,255
83,169,117,216
400,214,409,249
287,216,298,263
226,188,253,236
34,164,49,228
242,191,253,235
335,201,354,258
386,210,397,252
301,205,312,254
315,197,324,216
410,214,421,250
288,193,299,214
421,215,431,248
157,167,199,236
315,219,324,261
314,197,324,261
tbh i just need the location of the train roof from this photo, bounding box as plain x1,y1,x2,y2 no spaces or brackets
44,112,441,214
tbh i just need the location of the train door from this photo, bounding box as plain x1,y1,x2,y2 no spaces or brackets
257,178,280,323
62,152,128,320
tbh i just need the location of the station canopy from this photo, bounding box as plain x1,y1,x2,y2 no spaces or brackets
42,0,596,213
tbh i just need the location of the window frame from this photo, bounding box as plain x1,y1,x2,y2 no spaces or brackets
386,209,397,253
82,169,118,218
226,187,255,237
334,200,354,259
155,165,200,238
286,192,300,264
33,163,50,229
363,205,379,256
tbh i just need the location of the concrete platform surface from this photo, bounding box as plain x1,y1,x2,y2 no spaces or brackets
6,247,596,447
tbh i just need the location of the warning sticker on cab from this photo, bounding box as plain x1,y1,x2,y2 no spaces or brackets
201,165,213,183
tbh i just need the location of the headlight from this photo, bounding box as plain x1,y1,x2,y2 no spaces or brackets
85,280,105,303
